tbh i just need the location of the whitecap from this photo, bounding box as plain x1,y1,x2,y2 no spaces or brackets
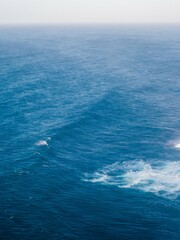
174,142,180,149
84,160,180,199
35,140,48,146
167,139,180,150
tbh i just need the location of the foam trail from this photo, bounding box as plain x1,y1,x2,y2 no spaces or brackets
84,160,180,199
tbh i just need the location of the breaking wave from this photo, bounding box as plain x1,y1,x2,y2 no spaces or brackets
84,160,180,199
35,140,48,146
171,140,180,150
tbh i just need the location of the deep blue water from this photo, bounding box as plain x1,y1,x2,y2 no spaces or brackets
0,25,180,240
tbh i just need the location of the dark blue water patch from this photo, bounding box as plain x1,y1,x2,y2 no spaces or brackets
0,25,180,240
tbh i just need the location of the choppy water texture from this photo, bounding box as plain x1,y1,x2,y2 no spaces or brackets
0,25,180,240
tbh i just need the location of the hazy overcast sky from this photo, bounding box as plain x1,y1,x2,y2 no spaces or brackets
0,0,180,24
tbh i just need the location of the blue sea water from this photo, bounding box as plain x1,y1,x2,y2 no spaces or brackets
0,25,180,240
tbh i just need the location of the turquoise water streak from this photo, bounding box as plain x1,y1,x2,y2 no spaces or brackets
0,25,180,239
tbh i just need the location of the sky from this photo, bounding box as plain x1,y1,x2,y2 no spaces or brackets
0,0,180,24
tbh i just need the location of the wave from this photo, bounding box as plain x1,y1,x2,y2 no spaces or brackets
47,90,120,138
83,160,180,199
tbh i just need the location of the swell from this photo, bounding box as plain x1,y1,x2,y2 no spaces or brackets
46,87,175,163
47,90,121,140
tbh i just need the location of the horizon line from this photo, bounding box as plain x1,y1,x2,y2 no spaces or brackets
0,22,180,26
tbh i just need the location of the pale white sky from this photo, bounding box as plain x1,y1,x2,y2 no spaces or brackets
0,0,180,24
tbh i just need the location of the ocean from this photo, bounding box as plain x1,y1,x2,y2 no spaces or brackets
0,25,180,240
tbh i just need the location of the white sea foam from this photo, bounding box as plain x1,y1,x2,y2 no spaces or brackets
174,142,180,149
84,160,180,199
167,139,180,150
35,140,48,146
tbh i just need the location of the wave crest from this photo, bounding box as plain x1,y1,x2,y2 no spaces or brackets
35,140,48,146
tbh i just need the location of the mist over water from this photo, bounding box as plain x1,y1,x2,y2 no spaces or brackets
0,25,180,240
